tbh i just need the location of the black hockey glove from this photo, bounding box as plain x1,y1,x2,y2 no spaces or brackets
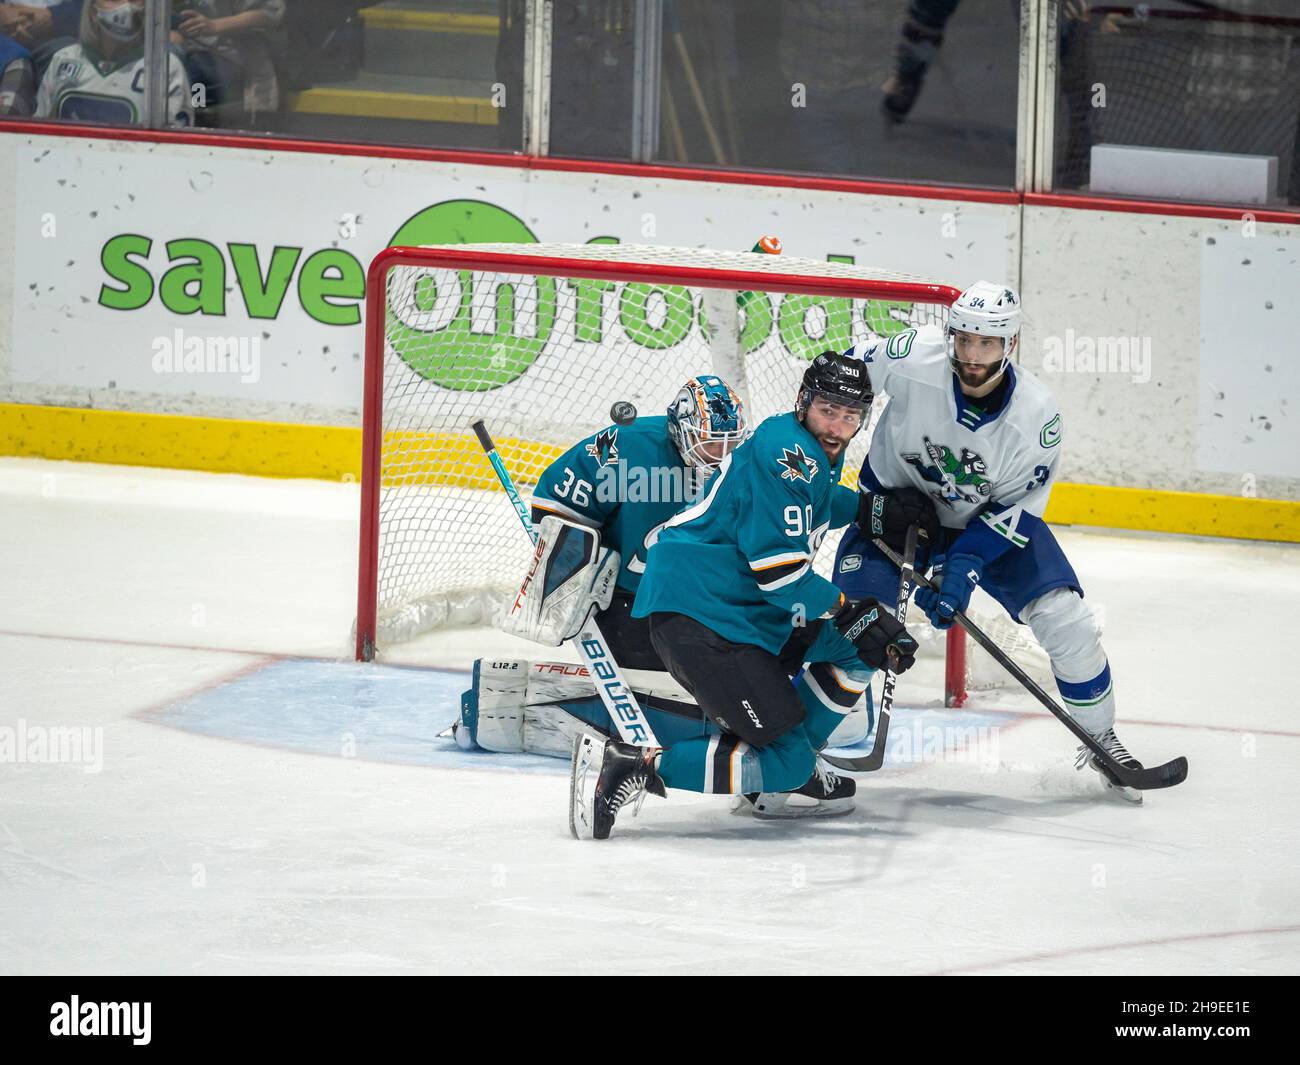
855,486,941,551
832,597,918,673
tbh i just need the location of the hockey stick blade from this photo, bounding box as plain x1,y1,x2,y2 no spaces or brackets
821,750,882,773
1114,754,1188,790
872,538,1188,792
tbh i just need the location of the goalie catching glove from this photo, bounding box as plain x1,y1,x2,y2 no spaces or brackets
500,515,620,646
831,596,918,673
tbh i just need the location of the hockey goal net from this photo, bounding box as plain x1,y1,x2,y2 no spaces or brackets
356,243,1008,705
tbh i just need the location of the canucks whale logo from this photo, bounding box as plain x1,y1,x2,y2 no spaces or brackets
903,436,991,506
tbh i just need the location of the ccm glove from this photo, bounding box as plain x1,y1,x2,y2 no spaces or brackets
832,597,918,673
856,486,941,551
915,552,983,629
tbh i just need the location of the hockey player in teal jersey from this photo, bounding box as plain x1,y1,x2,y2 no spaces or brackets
457,374,888,771
569,353,920,840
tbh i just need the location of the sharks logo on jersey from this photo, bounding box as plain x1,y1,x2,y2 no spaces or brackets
902,436,992,507
777,444,818,484
585,427,619,467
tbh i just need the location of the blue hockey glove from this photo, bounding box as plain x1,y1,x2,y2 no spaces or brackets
915,552,983,629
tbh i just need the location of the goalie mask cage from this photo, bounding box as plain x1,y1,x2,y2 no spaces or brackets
356,243,974,706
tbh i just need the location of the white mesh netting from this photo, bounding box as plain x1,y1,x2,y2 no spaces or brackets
358,242,1066,698
360,243,956,654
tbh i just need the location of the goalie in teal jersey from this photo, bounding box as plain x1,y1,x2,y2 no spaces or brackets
570,352,920,840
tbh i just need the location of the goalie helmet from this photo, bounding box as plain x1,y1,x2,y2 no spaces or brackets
666,375,749,469
946,281,1021,378
795,351,873,432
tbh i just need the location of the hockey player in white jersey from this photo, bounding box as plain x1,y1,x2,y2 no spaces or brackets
34,0,194,126
835,281,1146,801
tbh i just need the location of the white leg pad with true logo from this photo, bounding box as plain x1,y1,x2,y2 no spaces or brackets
465,659,697,758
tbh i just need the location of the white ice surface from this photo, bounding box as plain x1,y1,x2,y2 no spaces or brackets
1,456,1298,975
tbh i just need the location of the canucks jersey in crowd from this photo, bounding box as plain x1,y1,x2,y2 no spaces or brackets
35,1,194,126
633,410,858,652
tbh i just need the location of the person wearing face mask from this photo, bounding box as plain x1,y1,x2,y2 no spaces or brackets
34,0,194,125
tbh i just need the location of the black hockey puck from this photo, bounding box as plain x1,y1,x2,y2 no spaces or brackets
610,401,638,426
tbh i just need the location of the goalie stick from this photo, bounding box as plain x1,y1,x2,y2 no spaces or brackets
821,524,920,774
471,418,661,748
871,537,1188,791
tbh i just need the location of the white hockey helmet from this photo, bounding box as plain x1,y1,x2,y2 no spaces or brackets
946,281,1021,377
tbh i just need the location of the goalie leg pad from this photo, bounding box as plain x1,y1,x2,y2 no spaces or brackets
459,659,530,753
500,515,620,646
459,658,704,758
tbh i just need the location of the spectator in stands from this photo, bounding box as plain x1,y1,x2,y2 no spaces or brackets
34,0,194,125
0,32,35,114
170,0,285,126
1,1,82,50
1,2,82,113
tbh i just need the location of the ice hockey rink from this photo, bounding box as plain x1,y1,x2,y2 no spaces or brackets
2,456,1297,976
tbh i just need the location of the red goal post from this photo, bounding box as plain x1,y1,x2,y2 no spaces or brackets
356,243,969,705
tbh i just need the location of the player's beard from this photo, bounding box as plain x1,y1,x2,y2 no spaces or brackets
954,360,1004,395
956,362,992,387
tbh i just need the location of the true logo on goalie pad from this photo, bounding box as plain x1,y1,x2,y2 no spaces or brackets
535,662,589,677
511,536,548,616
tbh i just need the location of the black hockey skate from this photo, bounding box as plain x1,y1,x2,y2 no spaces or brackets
570,733,665,840
740,757,857,820
1077,727,1144,805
